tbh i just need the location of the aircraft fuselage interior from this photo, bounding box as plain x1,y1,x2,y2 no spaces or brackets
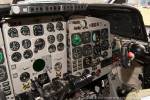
0,3,150,100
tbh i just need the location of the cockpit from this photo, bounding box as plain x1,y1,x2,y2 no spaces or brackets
0,0,150,100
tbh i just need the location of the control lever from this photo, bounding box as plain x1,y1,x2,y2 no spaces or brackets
121,45,131,68
30,78,44,99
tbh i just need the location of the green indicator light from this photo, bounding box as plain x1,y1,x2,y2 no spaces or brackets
0,51,4,64
71,34,81,46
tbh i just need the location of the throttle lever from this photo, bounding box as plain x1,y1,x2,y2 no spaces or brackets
121,45,131,68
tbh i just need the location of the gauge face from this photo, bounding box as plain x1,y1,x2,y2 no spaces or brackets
101,40,109,51
33,59,45,72
21,26,30,36
92,30,100,43
82,44,92,56
83,56,92,68
10,41,20,51
22,39,31,49
56,22,63,31
8,28,18,38
101,28,108,39
72,47,82,59
23,50,33,59
82,32,91,44
0,66,8,82
57,34,64,42
57,43,64,51
20,72,30,82
35,38,45,50
47,23,55,32
71,33,82,46
93,45,101,57
11,52,22,62
33,25,44,36
48,44,56,53
47,35,55,44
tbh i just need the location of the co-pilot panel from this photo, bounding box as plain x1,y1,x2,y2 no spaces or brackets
0,3,149,100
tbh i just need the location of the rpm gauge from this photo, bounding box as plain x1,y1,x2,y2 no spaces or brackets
33,25,44,36
23,50,33,59
21,26,30,36
56,22,63,31
22,39,31,49
8,28,18,38
47,23,55,32
10,41,20,51
35,38,45,50
11,52,22,62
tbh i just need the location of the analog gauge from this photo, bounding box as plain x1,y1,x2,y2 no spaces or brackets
101,40,110,51
0,66,7,82
101,28,108,39
71,33,82,46
11,52,22,62
57,43,64,51
83,56,92,68
33,24,44,36
82,32,91,44
57,34,64,42
23,50,33,59
35,38,45,50
72,47,82,59
92,30,100,43
93,45,101,57
47,35,55,44
8,28,18,38
47,23,55,32
56,21,63,31
22,39,31,49
21,26,30,36
10,41,20,51
48,44,56,53
82,44,92,56
20,72,30,82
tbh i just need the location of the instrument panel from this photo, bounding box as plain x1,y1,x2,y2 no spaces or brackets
67,16,112,79
2,17,67,95
0,15,112,99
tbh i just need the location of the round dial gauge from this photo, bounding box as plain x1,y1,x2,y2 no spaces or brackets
47,23,55,32
48,44,56,53
57,34,64,42
0,66,7,82
101,28,108,39
33,25,44,36
82,44,92,56
23,50,33,59
8,28,18,38
10,41,20,51
20,72,30,82
101,40,109,50
22,39,31,49
72,47,82,59
71,33,82,46
21,26,30,36
35,38,45,50
82,32,91,44
56,22,63,30
57,43,64,51
11,52,22,62
47,35,55,44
